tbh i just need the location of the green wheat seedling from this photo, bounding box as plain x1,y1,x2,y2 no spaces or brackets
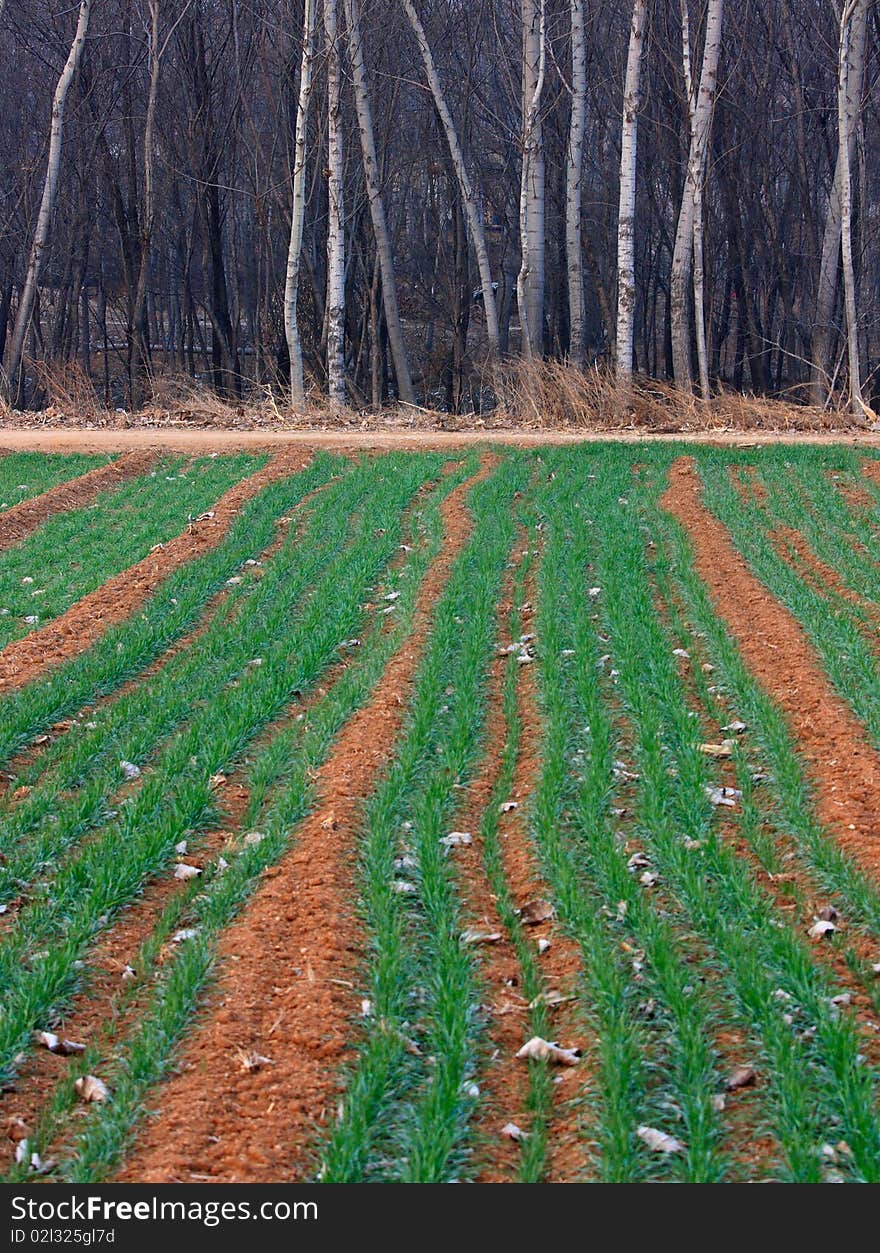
0,459,379,901
531,451,727,1183
0,455,262,648
595,451,880,1180
0,454,342,768
0,454,444,1086
321,455,530,1184
0,452,111,512
695,453,880,764
1,457,476,1184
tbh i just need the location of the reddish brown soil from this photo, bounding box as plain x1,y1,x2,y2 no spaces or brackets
0,450,157,553
0,789,249,1156
116,459,496,1183
662,456,880,884
0,451,312,691
447,556,589,1183
773,526,880,627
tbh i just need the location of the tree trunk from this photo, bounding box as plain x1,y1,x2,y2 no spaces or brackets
345,0,415,405
566,0,587,368
130,0,163,410
284,0,318,408
4,0,91,401
670,0,724,394
325,0,347,406
838,0,870,422
810,0,867,409
401,0,502,390
616,0,647,381
517,0,546,359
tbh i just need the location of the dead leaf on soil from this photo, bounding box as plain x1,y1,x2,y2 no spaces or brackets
705,785,742,807
516,1036,581,1066
441,831,472,847
699,741,735,759
461,928,502,946
501,1122,529,1141
528,989,571,1009
637,1125,686,1154
174,863,202,880
726,1064,757,1091
74,1075,109,1104
37,1032,86,1056
238,1051,274,1073
518,899,555,926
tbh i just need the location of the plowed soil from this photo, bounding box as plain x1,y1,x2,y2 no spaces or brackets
0,450,156,552
662,456,880,883
117,460,496,1183
0,451,312,690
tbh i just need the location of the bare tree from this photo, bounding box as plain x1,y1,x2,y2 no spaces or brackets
325,0,346,405
670,0,724,395
566,0,587,368
285,0,318,408
3,0,91,400
518,0,546,359
345,0,415,405
836,0,871,421
401,0,502,388
616,0,647,382
810,3,867,405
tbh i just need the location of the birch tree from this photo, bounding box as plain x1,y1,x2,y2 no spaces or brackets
325,0,346,406
3,0,91,400
518,0,546,359
400,0,502,390
284,0,318,407
837,0,872,421
810,3,868,406
669,0,724,395
616,0,647,382
566,0,587,368
344,0,415,405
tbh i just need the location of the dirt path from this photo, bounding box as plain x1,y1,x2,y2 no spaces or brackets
0,451,312,691
662,456,880,884
0,450,156,552
117,459,497,1184
0,428,879,455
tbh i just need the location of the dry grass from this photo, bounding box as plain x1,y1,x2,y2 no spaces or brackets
497,358,860,432
0,357,865,434
30,360,105,422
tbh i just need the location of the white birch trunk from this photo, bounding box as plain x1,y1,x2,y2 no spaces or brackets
811,0,868,408
401,0,502,390
284,0,318,408
518,0,546,359
325,0,346,406
615,0,647,381
4,0,91,397
131,0,162,408
670,0,724,394
693,168,710,399
566,0,587,368
344,0,415,405
838,0,869,421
